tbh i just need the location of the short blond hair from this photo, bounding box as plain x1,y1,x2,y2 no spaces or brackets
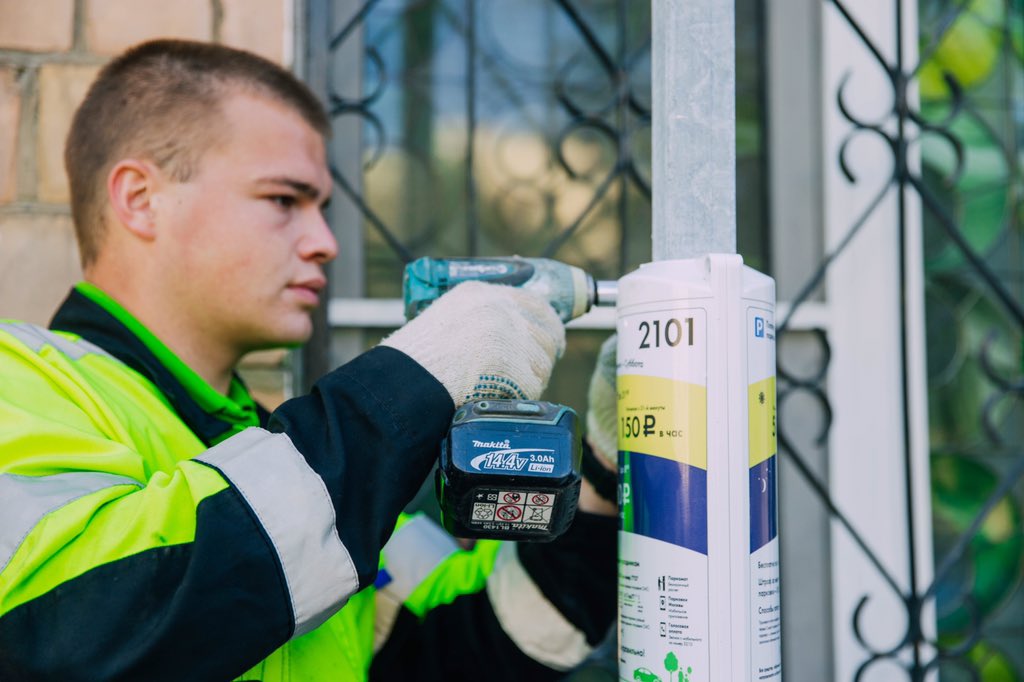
65,39,330,266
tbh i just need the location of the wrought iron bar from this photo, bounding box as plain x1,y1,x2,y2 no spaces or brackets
615,0,628,275
541,169,618,258
910,175,1024,325
329,165,414,263
892,1,925,671
924,451,1024,604
465,0,477,256
329,0,382,51
830,0,898,79
777,422,904,596
912,1,968,78
778,181,891,333
553,0,618,78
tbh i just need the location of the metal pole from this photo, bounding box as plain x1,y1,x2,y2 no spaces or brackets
651,0,736,260
616,4,783,681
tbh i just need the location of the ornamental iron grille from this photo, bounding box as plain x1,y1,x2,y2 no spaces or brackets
305,0,1023,679
796,1,1023,679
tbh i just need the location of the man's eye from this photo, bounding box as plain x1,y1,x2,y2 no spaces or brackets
270,195,297,209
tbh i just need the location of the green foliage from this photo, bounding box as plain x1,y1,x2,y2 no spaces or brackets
919,0,1004,100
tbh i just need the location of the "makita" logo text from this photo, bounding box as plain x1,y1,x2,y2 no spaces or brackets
451,263,511,277
472,439,511,449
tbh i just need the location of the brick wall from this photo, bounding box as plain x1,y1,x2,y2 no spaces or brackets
0,0,295,406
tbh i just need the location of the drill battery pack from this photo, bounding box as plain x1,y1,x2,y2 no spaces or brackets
435,399,582,541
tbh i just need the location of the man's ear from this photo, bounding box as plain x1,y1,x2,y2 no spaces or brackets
107,159,162,240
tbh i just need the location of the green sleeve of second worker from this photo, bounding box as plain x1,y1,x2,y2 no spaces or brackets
394,514,503,617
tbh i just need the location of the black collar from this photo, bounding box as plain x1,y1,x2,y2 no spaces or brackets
50,288,270,446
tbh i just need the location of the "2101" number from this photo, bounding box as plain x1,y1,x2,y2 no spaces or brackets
638,317,694,349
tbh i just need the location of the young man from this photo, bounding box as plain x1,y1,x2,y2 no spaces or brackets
0,41,616,680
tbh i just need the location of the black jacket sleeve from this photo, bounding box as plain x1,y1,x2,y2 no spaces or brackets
268,346,454,587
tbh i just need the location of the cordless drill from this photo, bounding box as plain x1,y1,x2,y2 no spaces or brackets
403,256,617,541
402,256,618,323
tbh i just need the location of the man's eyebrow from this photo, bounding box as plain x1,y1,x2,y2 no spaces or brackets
255,177,329,204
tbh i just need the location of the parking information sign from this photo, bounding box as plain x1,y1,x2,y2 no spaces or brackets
615,256,779,681
617,303,710,682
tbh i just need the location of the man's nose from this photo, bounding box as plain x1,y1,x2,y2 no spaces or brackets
301,208,339,264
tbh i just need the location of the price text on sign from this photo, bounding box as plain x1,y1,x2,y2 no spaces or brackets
621,414,657,439
638,318,694,349
616,374,707,469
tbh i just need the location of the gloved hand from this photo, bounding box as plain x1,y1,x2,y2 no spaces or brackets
585,334,617,467
578,334,618,516
381,280,565,407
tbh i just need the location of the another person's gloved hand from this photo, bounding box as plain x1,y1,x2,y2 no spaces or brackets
561,336,620,682
381,280,565,408
585,334,617,467
578,334,618,516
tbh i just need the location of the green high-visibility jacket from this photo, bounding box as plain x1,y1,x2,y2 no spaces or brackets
0,284,616,681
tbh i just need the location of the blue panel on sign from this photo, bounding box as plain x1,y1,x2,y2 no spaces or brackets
626,451,708,555
749,455,778,552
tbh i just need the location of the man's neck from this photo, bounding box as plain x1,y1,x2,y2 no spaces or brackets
52,283,265,445
84,273,238,395
149,325,237,395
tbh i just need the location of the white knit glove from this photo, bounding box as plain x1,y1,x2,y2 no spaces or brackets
586,334,617,467
381,281,566,407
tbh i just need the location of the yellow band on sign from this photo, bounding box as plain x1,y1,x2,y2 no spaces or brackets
617,374,707,470
748,375,777,467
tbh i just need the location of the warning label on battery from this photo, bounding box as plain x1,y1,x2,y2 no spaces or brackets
468,488,555,532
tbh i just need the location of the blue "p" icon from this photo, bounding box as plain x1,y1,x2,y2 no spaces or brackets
754,317,765,338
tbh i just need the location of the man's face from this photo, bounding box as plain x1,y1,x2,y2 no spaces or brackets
154,91,337,355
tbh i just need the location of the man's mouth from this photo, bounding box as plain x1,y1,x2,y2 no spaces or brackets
288,279,326,306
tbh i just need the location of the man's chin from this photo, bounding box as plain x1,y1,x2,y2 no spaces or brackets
249,320,314,351
277,327,314,349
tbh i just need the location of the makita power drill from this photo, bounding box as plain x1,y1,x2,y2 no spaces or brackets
403,256,618,323
403,256,617,541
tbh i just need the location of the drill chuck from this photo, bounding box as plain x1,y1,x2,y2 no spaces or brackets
594,279,618,307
